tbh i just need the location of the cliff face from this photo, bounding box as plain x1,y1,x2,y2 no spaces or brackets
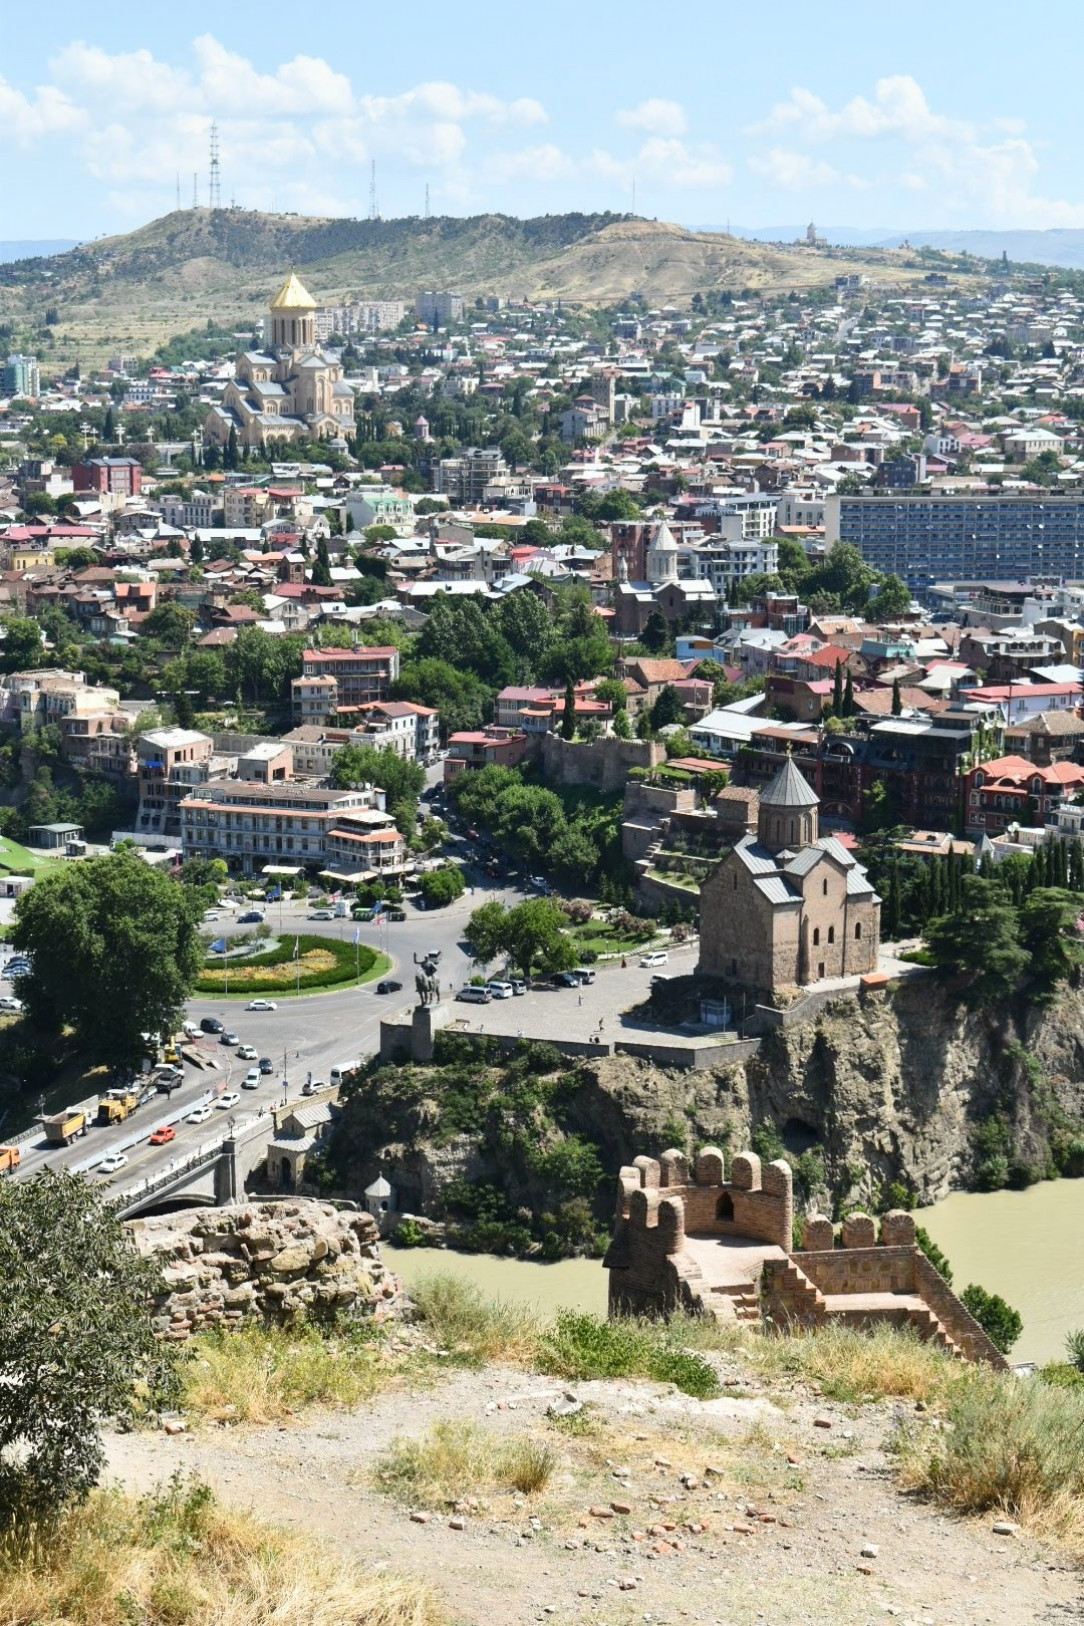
563,980,1084,1209
333,981,1084,1236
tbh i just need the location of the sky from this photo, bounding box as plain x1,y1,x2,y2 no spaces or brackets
3,0,1084,241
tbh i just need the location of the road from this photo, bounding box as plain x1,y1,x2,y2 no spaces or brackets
9,865,524,1192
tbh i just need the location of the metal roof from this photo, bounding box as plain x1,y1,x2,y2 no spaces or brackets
758,755,820,809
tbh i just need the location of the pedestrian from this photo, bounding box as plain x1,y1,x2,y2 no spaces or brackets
598,1017,605,1032
578,993,583,1007
621,955,627,968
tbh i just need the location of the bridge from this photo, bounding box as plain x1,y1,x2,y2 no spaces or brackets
112,1115,275,1219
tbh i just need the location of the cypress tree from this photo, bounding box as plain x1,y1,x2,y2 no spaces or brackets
831,659,843,715
843,667,854,716
561,676,577,740
891,676,902,716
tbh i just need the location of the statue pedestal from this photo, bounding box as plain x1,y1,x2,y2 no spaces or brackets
411,1001,451,1062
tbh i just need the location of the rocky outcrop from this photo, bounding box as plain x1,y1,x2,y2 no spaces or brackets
558,978,1084,1209
129,1200,404,1341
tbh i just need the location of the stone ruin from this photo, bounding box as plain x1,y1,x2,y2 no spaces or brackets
129,1199,404,1342
604,1146,1007,1368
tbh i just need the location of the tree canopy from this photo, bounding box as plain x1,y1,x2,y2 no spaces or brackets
0,1170,179,1528
466,897,578,980
11,849,205,1066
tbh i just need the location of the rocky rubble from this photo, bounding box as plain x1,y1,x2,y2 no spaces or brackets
128,1200,404,1341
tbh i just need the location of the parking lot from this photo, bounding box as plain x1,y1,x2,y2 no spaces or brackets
442,939,700,1045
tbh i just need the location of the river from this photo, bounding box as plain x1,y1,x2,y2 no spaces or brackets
916,1180,1084,1366
386,1244,608,1318
389,1179,1084,1367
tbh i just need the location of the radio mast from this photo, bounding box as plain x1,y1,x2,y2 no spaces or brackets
209,121,221,211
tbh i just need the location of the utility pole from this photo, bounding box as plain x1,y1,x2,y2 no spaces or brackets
192,172,198,210
369,160,378,221
424,181,430,220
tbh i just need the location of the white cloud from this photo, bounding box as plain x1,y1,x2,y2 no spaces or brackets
748,147,867,191
746,74,1084,227
617,99,688,138
0,74,84,146
487,144,575,183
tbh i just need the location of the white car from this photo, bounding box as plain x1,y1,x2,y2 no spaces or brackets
242,1068,261,1089
236,1044,258,1060
0,995,22,1013
186,1105,213,1125
216,1091,241,1110
203,911,222,922
246,999,278,1012
98,1152,128,1175
640,951,669,968
487,981,514,1000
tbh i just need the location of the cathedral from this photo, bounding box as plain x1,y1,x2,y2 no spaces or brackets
205,273,355,451
698,757,881,999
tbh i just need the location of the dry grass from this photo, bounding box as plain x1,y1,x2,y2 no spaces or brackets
374,1420,556,1511
745,1320,956,1404
0,1476,446,1626
898,1367,1084,1557
407,1273,544,1366
183,1323,427,1425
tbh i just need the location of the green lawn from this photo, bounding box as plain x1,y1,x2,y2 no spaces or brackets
0,837,65,876
568,922,660,955
195,933,390,997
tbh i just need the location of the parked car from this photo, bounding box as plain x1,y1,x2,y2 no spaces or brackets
527,875,551,895
242,1068,261,1090
236,1044,258,1060
487,980,514,1000
640,951,669,968
149,1125,176,1146
309,908,333,921
200,1017,224,1034
245,998,278,1012
238,911,264,925
386,908,406,922
258,1056,274,1075
510,978,526,996
456,985,491,1004
216,1091,240,1110
137,1087,157,1108
219,1030,240,1046
376,979,403,995
99,1152,128,1174
575,968,596,984
553,970,581,988
203,911,221,923
186,1105,213,1125
302,1079,327,1096
0,996,22,1013
182,1020,200,1039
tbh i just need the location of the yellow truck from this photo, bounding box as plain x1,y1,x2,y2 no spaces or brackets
43,1109,87,1146
96,1090,139,1126
0,1144,20,1176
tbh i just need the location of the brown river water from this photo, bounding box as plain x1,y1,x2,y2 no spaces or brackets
389,1178,1084,1366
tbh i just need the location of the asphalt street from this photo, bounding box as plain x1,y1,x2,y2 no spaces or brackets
10,868,525,1189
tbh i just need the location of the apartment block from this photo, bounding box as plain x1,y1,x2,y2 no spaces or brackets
826,493,1084,595
290,645,401,722
180,778,399,877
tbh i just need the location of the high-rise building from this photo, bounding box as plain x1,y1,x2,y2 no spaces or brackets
414,291,464,326
826,493,1084,595
2,354,39,398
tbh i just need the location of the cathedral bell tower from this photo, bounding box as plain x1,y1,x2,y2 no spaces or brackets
756,755,819,855
269,272,317,350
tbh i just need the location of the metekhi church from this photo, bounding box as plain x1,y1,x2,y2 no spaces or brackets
205,273,355,451
698,757,881,999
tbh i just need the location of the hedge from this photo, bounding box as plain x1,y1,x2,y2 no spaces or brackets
195,933,382,995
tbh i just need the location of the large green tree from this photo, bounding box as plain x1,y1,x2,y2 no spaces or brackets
0,1170,179,1528
926,875,1028,1009
11,849,205,1065
465,897,579,981
394,657,492,736
1018,886,1084,1002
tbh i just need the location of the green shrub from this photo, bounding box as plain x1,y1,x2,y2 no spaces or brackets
959,1284,1023,1354
195,933,377,994
1065,1327,1084,1373
1039,1362,1084,1390
915,1226,953,1283
751,1121,785,1164
972,1114,1012,1191
537,1312,720,1399
510,1039,563,1075
392,1218,428,1248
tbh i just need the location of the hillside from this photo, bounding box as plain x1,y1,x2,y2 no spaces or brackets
0,208,958,365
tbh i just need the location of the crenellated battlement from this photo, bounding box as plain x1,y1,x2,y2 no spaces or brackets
604,1147,1008,1369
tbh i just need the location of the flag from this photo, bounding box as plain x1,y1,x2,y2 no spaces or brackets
353,926,360,946
293,936,300,959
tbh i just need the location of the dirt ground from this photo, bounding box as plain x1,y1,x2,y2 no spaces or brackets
104,1345,1084,1626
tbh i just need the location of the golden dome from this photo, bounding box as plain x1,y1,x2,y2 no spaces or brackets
269,272,317,311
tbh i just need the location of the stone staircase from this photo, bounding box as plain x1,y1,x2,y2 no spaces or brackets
762,1256,826,1326
822,1293,965,1358
706,1282,763,1325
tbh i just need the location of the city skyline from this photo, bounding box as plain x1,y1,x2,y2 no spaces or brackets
3,0,1084,239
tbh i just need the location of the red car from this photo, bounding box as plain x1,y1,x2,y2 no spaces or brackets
149,1125,176,1146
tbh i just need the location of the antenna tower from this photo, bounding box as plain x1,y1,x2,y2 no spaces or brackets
632,176,637,215
176,173,181,210
209,121,221,210
369,160,378,221
424,182,430,220
192,172,198,209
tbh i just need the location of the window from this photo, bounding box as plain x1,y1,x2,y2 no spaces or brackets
813,927,820,946
733,873,738,891
818,961,825,979
828,926,835,944
855,922,862,940
822,877,828,895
